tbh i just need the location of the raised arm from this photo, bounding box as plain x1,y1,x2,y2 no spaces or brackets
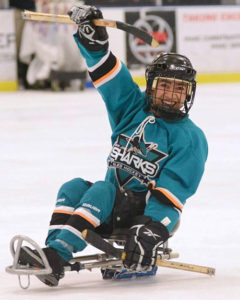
69,5,145,132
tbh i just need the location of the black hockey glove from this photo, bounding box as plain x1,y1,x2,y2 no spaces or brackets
68,5,109,52
123,216,169,271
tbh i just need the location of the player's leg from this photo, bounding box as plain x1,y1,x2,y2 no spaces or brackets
19,179,116,286
45,177,92,249
19,178,92,286
46,180,116,262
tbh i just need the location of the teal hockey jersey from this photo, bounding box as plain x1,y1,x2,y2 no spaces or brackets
74,35,208,232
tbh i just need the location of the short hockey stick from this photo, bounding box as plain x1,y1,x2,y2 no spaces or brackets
22,10,159,48
82,229,122,258
82,229,215,276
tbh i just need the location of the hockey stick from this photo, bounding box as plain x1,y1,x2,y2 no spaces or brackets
22,10,159,48
82,229,122,258
82,229,215,276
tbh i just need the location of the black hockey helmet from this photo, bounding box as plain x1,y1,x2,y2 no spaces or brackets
145,52,197,121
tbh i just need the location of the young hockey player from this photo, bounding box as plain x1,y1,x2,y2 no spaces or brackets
19,5,208,286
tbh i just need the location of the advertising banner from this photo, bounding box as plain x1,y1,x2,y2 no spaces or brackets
0,9,17,91
125,9,176,70
176,6,240,74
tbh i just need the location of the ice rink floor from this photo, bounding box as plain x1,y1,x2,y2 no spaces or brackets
0,84,240,299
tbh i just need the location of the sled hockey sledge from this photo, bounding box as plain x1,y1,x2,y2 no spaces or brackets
6,229,215,289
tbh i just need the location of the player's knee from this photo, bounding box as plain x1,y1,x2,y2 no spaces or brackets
89,181,116,206
92,181,116,197
57,178,91,205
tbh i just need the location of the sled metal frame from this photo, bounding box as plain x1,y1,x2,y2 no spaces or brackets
71,235,215,276
70,240,179,271
6,234,215,289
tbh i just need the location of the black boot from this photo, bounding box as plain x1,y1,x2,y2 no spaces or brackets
19,246,69,287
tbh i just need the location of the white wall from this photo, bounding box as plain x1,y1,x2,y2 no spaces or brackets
0,9,17,89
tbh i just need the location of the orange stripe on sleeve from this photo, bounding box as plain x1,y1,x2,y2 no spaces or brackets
156,187,183,211
149,181,183,211
93,59,120,86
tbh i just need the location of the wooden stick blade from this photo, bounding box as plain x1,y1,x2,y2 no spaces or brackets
115,20,159,48
93,19,159,48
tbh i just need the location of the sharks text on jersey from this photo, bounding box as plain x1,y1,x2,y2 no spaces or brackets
110,146,157,176
108,134,168,186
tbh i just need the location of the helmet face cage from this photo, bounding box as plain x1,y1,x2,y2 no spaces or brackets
145,53,197,121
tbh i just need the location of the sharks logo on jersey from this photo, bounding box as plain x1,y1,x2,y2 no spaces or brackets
108,133,168,187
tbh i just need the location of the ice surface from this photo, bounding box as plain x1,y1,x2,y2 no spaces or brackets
0,84,240,299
